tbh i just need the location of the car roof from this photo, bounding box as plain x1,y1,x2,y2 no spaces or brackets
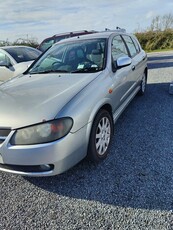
1,45,36,49
41,30,97,40
56,30,128,44
53,30,97,37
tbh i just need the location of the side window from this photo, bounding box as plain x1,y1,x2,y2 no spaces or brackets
0,52,11,66
51,45,66,61
111,35,128,61
122,35,137,57
39,39,55,52
131,37,141,53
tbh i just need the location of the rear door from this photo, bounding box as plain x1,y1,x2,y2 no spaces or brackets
122,35,144,85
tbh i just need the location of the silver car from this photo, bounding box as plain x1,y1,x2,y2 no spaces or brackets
0,30,147,176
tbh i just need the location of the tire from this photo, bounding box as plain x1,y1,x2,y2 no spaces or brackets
87,109,113,162
138,72,147,95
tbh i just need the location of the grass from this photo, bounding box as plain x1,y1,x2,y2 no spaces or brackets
146,48,173,53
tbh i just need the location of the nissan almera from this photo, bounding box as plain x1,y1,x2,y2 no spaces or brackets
0,30,147,176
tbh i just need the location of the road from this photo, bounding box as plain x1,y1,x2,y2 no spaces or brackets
0,51,173,230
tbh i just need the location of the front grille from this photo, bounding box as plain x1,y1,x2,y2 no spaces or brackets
0,128,11,144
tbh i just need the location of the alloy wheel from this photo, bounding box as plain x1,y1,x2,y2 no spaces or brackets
95,117,111,156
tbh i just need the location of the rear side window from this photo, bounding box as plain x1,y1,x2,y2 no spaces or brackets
122,35,138,57
111,35,128,61
131,37,141,53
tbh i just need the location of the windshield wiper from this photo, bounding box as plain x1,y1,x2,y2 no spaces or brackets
29,69,69,74
71,67,101,73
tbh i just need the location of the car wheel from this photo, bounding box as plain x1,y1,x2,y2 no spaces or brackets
87,109,113,162
139,72,147,95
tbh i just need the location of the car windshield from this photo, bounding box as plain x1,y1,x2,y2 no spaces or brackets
28,38,107,74
39,38,55,52
4,47,41,63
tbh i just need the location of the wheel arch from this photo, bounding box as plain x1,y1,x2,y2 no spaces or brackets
86,104,114,161
86,100,114,145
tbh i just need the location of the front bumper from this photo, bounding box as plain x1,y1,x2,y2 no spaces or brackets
0,163,54,176
0,126,88,176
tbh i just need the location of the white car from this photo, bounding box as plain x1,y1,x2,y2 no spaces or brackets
0,46,41,83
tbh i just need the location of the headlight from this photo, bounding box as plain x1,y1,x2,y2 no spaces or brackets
10,118,73,145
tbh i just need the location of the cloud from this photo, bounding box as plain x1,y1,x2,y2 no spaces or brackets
0,0,173,42
146,11,155,20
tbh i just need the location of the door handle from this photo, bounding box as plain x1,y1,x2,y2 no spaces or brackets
132,65,135,71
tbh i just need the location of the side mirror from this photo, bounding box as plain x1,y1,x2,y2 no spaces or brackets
116,56,132,69
0,63,12,69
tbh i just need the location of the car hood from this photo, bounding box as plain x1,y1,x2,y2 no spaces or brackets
13,61,33,78
0,72,100,129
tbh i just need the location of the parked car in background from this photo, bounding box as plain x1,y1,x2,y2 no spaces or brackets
37,30,97,52
0,30,147,176
0,46,41,83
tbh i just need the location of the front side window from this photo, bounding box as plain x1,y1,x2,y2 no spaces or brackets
111,35,128,61
28,38,107,74
122,35,138,57
0,51,12,66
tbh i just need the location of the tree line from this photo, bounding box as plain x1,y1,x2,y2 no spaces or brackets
135,13,173,51
0,37,39,48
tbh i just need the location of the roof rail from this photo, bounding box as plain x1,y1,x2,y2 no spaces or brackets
104,27,126,33
53,30,97,37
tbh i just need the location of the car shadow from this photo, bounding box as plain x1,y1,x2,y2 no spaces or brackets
148,54,173,69
26,82,173,211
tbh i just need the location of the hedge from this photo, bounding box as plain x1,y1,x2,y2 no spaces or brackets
135,29,173,51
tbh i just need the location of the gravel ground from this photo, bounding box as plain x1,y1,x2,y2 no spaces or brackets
1,52,173,230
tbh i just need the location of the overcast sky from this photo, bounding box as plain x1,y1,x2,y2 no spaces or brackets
0,0,173,43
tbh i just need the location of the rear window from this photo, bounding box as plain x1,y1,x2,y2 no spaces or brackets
55,35,70,43
4,47,41,63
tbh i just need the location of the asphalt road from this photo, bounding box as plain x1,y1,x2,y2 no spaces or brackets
1,51,173,230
